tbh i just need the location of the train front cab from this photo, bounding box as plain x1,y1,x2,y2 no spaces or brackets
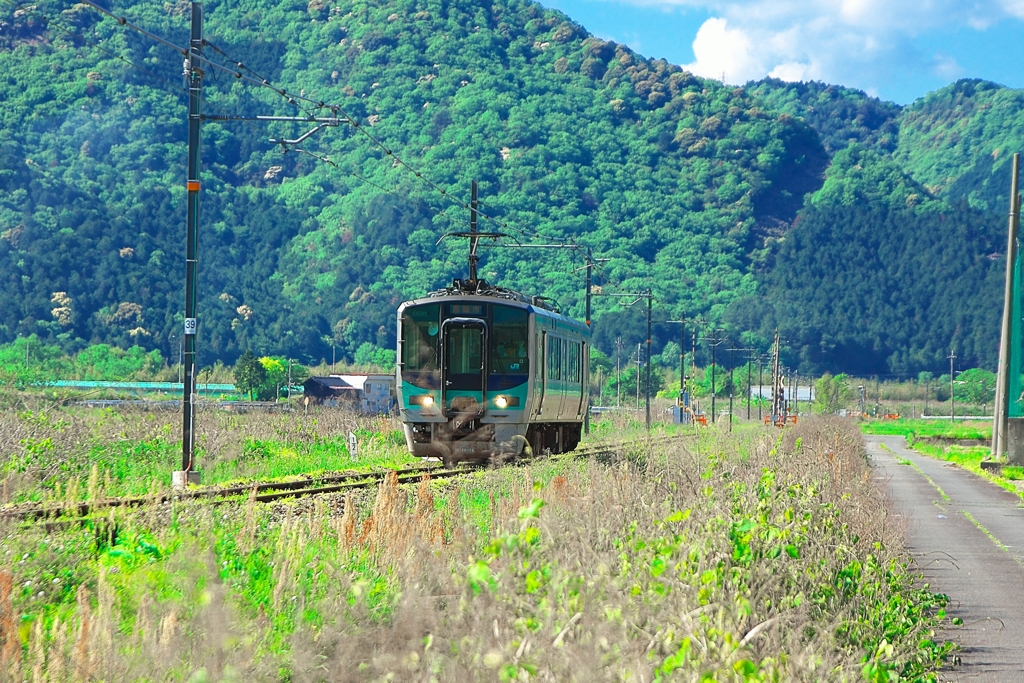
398,300,532,463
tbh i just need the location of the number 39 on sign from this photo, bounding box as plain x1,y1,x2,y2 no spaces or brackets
184,318,197,335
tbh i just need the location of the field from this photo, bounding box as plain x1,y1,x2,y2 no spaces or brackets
0,398,954,681
860,418,991,443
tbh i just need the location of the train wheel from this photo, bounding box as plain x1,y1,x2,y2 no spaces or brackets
564,425,581,451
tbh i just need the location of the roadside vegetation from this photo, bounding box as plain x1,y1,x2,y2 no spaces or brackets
0,405,954,681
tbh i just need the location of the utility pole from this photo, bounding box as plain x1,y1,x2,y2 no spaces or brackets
175,1,204,489
949,350,957,422
581,250,607,435
794,369,799,416
770,329,783,425
615,336,621,408
287,359,292,402
994,153,1020,459
702,327,725,424
728,346,734,431
757,355,764,421
746,350,752,420
635,343,641,411
645,291,652,430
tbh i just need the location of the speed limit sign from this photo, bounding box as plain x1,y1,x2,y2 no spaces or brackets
184,318,197,335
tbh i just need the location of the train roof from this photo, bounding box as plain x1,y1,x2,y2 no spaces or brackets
398,279,590,335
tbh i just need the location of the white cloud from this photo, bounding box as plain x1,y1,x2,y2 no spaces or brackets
607,0,1021,97
932,53,964,79
685,17,763,83
769,61,813,82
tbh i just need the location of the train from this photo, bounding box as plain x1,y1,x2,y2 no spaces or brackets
396,278,591,465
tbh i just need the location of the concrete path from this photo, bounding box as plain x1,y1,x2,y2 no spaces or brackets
866,435,1024,682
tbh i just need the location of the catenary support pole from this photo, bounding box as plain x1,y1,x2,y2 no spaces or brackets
584,255,592,435
728,346,734,432
758,356,763,421
177,2,203,487
646,292,652,431
746,350,752,420
994,153,1020,459
710,329,717,424
950,351,957,422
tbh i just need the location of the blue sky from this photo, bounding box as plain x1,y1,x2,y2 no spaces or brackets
541,0,1024,104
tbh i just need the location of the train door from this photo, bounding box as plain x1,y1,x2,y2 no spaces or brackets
533,330,546,417
557,337,569,419
578,342,589,418
441,318,487,417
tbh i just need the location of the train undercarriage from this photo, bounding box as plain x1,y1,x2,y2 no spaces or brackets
405,419,582,465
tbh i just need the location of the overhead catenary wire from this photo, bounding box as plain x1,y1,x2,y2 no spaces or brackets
76,0,587,252
1,2,268,140
3,0,466,246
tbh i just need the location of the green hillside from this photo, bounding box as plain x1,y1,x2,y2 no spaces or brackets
896,79,1024,213
0,1,1017,376
0,0,829,367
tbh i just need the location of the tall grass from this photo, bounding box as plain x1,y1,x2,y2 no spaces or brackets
0,400,418,503
0,418,952,681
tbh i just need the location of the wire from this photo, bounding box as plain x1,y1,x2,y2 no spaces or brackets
202,39,319,118
1,0,190,102
65,0,595,261
78,0,335,114
91,2,576,249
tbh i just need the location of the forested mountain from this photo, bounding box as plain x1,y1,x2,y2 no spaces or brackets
0,0,1019,376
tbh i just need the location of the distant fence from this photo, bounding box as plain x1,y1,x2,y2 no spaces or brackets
44,380,242,396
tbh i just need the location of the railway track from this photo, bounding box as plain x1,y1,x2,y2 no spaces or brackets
1,433,679,523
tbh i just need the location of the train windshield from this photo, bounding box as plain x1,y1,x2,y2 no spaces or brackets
490,305,529,387
401,304,440,388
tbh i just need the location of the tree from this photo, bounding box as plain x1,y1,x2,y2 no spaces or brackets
353,342,396,371
233,350,266,401
813,373,851,414
955,368,996,405
258,357,287,401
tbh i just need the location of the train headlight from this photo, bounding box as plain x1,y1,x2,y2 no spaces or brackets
494,395,508,409
410,394,435,407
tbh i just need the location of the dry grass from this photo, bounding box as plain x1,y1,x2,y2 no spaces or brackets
0,418,949,681
0,397,410,502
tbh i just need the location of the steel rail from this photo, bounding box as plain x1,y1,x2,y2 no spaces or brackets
2,435,682,523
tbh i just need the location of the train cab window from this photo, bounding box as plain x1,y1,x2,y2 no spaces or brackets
400,304,440,388
490,306,529,381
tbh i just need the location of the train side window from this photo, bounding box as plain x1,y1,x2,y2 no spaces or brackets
547,336,562,380
568,342,580,383
491,306,529,375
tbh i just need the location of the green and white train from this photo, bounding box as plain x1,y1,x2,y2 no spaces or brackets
396,280,591,465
